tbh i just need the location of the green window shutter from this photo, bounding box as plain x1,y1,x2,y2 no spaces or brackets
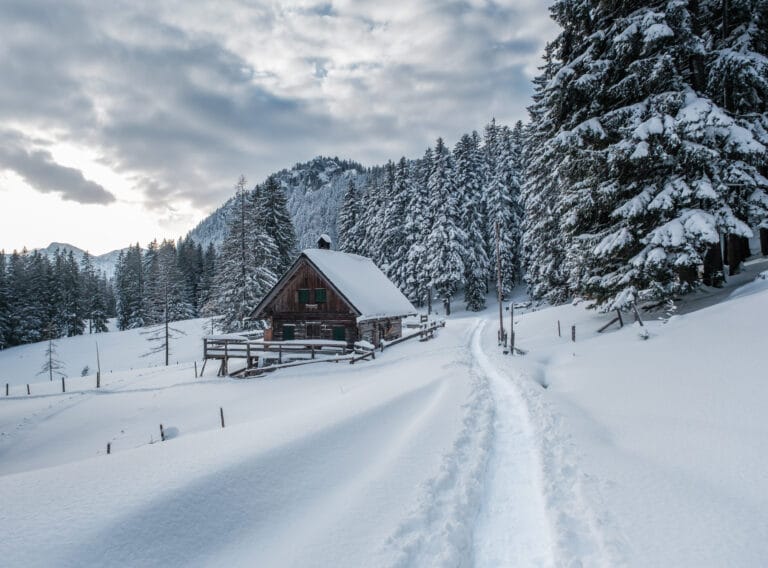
282,325,295,340
315,288,327,303
298,289,310,303
332,326,346,341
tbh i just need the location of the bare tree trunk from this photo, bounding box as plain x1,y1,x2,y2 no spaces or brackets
761,228,768,256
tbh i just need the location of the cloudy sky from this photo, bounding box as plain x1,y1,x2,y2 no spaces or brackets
0,0,556,255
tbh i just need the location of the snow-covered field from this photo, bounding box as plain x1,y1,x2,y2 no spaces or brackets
1,259,767,566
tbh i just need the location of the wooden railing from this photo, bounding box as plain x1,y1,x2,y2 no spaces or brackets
202,319,443,378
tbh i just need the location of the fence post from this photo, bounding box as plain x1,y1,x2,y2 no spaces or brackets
160,424,165,442
107,443,111,455
61,377,66,393
557,320,561,337
27,384,30,395
571,325,576,342
194,361,198,378
220,407,225,428
5,383,8,396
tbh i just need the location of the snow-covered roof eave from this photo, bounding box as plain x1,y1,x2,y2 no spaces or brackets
356,311,418,324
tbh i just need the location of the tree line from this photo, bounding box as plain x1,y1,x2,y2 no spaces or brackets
0,248,115,348
338,119,524,315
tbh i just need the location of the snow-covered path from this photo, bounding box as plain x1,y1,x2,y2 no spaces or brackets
472,320,554,567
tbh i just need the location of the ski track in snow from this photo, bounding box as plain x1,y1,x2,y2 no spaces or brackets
383,319,495,567
475,316,628,567
471,319,555,567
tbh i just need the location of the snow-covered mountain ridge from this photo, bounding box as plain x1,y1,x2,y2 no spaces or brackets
188,156,369,250
34,242,129,278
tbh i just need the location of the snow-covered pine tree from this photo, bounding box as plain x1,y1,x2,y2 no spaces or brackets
337,179,361,252
197,242,217,310
482,120,521,297
492,124,524,294
523,39,571,303
261,175,298,274
403,148,434,306
376,161,399,271
383,157,413,290
115,244,146,330
356,173,385,260
206,176,279,332
703,0,768,269
426,138,467,315
0,251,8,349
538,1,768,310
453,133,488,310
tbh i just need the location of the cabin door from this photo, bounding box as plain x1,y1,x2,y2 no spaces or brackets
306,323,321,339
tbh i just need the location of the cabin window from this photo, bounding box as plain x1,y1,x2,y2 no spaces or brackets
298,289,310,303
332,326,346,341
282,325,295,340
314,288,327,303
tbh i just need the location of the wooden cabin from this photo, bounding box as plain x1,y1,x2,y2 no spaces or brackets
252,238,416,346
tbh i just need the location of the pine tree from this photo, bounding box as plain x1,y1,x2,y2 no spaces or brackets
528,0,768,310
38,324,65,381
426,138,467,315
206,176,279,332
115,244,146,329
261,175,298,273
384,157,413,289
338,179,361,252
0,251,8,349
403,148,434,306
453,133,488,310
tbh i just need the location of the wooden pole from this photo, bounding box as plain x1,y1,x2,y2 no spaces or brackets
495,221,505,346
5,383,8,396
557,320,561,337
194,361,198,378
61,376,66,393
509,300,515,355
571,325,576,342
160,424,165,442
220,407,225,428
27,384,30,395
107,443,111,455
96,341,101,388
616,310,624,327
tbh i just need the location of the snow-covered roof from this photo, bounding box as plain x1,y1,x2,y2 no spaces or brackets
253,248,417,322
302,249,417,321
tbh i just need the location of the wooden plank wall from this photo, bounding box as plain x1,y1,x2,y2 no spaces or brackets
267,259,358,342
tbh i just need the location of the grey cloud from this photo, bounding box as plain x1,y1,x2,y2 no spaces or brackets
0,130,116,204
0,0,556,213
